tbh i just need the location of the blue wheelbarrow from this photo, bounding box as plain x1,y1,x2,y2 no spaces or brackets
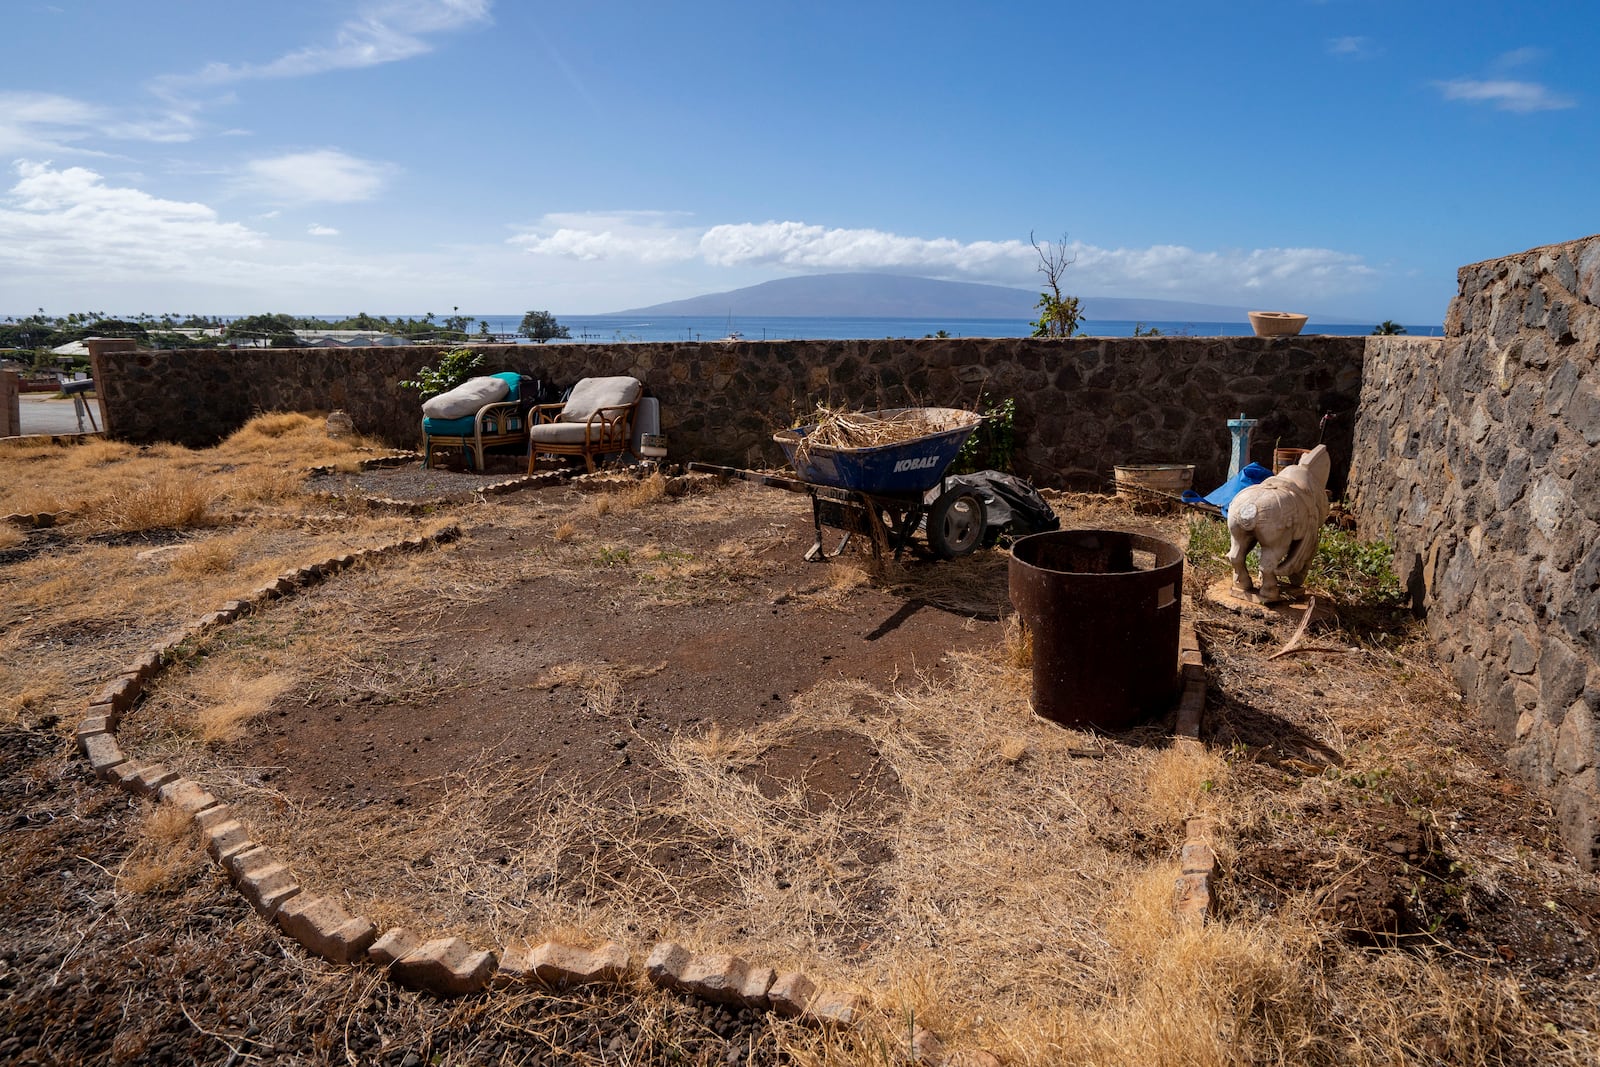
691,407,987,561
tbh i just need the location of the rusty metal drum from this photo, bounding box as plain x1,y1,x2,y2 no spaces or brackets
1008,529,1183,731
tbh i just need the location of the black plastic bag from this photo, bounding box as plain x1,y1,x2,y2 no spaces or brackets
941,471,1060,544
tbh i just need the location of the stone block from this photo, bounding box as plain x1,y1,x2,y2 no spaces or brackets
106,760,154,790
203,819,254,862
89,676,141,716
494,939,537,987
527,940,628,987
80,732,127,778
948,1050,1003,1067
644,941,692,989
192,804,233,832
122,763,180,797
76,714,113,740
679,953,756,1005
226,846,301,918
390,937,496,996
157,778,221,815
1180,841,1215,875
123,651,164,683
276,894,377,965
767,971,816,1018
740,964,776,1009
195,611,227,629
805,987,867,1027
255,577,294,600
1175,678,1205,738
369,927,423,967
912,1026,947,1065
914,1028,1002,1067
1174,872,1211,925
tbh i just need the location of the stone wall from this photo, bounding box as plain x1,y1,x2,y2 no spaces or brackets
90,335,1365,492
1350,235,1600,867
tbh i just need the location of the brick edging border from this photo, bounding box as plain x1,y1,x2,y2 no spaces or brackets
70,519,1006,1065
1173,616,1219,925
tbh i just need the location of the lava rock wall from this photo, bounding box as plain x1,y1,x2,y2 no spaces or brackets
90,335,1364,494
1351,235,1600,867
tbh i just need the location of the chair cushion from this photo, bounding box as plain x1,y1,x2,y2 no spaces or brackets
422,375,510,420
423,415,478,436
558,376,642,422
490,371,523,402
530,421,607,445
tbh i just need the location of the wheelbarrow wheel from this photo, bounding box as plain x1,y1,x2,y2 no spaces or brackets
927,487,986,559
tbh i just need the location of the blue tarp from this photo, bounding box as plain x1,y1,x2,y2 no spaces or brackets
1182,462,1274,518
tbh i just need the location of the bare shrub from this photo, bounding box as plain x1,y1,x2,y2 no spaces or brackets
84,475,216,533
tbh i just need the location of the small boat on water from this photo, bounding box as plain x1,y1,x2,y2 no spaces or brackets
717,330,744,342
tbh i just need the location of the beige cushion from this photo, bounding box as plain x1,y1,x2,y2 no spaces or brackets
529,422,605,445
421,375,509,420
558,376,642,422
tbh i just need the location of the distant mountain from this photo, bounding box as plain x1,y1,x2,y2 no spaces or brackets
612,272,1302,323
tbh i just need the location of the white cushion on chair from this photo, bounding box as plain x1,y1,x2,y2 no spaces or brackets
529,422,600,445
421,375,509,420
557,376,642,422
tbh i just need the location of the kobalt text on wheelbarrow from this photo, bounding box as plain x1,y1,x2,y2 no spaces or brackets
688,407,989,562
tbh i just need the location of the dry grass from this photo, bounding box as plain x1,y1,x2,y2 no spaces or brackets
783,405,969,465
193,671,295,744
13,432,1593,1066
167,532,245,577
115,801,202,896
0,525,24,551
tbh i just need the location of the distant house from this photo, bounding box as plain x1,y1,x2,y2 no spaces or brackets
292,330,412,348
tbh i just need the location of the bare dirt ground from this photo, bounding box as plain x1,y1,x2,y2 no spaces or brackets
3,423,1599,1066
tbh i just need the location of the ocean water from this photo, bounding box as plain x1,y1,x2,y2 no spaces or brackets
465,314,1442,343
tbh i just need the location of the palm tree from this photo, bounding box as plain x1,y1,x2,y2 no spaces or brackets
1372,320,1406,335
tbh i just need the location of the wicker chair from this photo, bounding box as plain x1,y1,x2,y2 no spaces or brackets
527,376,643,473
421,372,528,471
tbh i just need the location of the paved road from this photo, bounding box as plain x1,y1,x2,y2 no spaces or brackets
12,394,105,436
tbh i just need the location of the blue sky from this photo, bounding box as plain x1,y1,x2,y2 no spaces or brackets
2,0,1595,323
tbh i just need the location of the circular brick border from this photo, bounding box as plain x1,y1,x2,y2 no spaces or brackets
69,482,1216,1066
69,525,903,1043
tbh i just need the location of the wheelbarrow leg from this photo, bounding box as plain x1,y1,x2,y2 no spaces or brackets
805,496,854,561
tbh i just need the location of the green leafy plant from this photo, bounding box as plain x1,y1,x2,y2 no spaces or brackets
1188,514,1403,606
953,395,1017,473
398,347,484,400
1306,527,1405,605
1372,320,1407,336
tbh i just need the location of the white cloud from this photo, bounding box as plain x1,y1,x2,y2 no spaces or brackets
0,91,193,156
698,221,1026,276
308,224,340,236
1492,47,1543,71
154,0,491,97
0,161,262,280
1326,36,1372,58
512,215,1378,306
241,150,392,203
1435,78,1575,113
508,211,700,263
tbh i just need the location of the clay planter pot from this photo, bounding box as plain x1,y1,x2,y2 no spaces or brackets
1248,311,1309,337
